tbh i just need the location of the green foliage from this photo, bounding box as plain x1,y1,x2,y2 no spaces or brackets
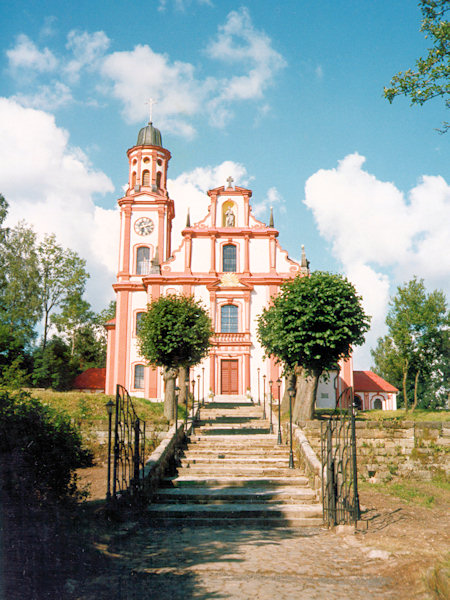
0,388,92,501
0,198,100,386
32,336,79,391
138,294,212,369
257,271,370,374
384,0,450,132
0,219,41,379
372,277,449,409
38,233,89,349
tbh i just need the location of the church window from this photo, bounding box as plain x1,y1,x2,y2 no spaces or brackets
136,246,150,274
143,157,150,163
142,170,150,186
131,172,136,187
156,171,162,189
134,364,144,389
157,159,162,166
221,304,238,333
136,311,145,335
223,244,236,272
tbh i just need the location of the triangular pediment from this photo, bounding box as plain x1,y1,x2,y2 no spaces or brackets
207,274,254,291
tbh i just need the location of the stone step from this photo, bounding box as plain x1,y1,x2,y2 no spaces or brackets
146,502,323,526
180,456,290,464
183,449,289,458
154,486,317,504
188,437,280,444
162,475,311,488
152,400,322,528
175,466,302,477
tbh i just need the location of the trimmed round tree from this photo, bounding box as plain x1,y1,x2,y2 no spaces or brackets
138,294,212,420
257,271,370,421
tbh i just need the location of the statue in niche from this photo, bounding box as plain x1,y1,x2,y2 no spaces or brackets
225,207,235,227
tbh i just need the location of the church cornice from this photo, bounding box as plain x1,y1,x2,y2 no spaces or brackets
181,226,278,238
118,195,173,207
141,272,298,287
113,282,146,292
127,145,171,160
207,185,252,197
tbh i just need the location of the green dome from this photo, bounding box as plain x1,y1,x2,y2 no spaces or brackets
136,122,162,147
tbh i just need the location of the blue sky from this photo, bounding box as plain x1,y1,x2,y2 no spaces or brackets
1,0,449,367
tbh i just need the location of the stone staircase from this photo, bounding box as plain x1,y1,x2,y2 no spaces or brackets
147,397,323,527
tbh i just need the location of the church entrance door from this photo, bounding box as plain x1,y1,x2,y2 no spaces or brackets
221,359,239,395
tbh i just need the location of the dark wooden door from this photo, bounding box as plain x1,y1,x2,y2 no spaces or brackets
221,359,239,395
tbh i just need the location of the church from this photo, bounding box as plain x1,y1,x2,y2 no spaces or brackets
104,121,396,411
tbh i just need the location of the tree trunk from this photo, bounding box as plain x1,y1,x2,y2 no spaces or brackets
293,367,321,422
280,371,296,413
402,359,409,412
412,369,420,411
178,366,187,405
163,367,179,421
43,309,50,350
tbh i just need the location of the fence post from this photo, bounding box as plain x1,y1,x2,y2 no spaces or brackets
112,385,120,500
351,401,361,521
133,419,140,496
326,423,337,526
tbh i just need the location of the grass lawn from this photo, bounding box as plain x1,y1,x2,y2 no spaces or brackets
359,471,450,508
315,407,450,422
27,388,169,426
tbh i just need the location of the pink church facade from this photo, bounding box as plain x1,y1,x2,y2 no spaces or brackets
105,122,353,401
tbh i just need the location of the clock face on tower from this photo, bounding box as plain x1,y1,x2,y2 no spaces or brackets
134,217,154,236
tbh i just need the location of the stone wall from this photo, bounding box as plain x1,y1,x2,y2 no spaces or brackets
296,420,450,483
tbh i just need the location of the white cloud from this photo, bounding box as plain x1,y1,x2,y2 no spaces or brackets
101,45,203,135
252,186,286,218
7,34,58,73
205,8,286,126
65,30,110,82
158,0,212,10
40,16,58,39
167,160,248,243
11,82,73,111
6,11,285,135
304,153,450,368
100,8,285,133
0,98,117,311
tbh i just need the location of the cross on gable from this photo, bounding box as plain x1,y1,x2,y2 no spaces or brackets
145,98,157,123
226,176,234,189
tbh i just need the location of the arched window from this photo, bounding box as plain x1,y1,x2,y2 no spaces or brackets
136,311,145,335
373,398,383,410
131,171,136,188
136,247,150,275
223,244,237,272
156,171,162,189
354,395,362,410
134,364,144,389
221,304,238,333
142,170,150,186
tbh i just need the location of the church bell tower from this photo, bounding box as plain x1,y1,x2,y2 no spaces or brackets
105,121,174,394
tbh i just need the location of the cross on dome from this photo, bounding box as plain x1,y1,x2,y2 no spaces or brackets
145,98,157,123
226,176,234,189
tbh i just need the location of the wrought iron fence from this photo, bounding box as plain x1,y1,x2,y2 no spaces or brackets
110,384,147,502
321,386,360,526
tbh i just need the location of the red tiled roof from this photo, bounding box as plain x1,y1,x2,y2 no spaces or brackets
73,368,106,390
353,370,398,393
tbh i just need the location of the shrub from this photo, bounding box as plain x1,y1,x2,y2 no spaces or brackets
0,388,92,501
